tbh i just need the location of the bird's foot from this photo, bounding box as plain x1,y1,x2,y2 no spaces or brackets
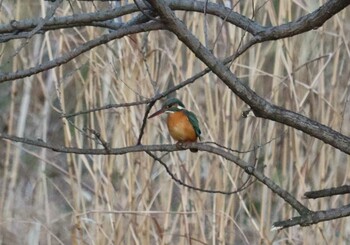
176,141,198,152
175,141,185,150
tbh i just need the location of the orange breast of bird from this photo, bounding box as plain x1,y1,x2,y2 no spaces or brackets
167,111,197,142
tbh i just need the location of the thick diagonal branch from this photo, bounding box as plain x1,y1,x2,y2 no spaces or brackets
145,0,350,155
272,204,350,230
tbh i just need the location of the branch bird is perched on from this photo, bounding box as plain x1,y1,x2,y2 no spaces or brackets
148,98,201,152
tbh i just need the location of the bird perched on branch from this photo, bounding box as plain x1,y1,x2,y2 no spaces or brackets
148,98,201,152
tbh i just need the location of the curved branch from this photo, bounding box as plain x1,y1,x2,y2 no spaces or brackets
0,20,164,83
146,151,253,195
0,3,139,34
262,0,350,40
0,1,259,38
2,0,348,40
0,133,310,215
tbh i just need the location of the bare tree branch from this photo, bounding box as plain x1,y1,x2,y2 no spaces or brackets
2,0,348,41
146,151,254,195
64,100,151,118
0,3,139,35
304,185,350,199
0,20,164,83
0,133,310,215
272,204,350,230
5,130,350,229
3,0,348,38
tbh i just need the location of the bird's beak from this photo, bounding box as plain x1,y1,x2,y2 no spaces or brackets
148,108,166,118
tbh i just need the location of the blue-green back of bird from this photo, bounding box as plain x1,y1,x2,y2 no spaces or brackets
184,110,201,140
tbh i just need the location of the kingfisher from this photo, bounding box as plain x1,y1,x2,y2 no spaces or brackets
148,98,201,152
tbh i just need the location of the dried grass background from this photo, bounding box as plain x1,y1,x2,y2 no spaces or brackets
0,0,350,244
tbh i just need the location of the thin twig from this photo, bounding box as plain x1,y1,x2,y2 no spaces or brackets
146,151,254,195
